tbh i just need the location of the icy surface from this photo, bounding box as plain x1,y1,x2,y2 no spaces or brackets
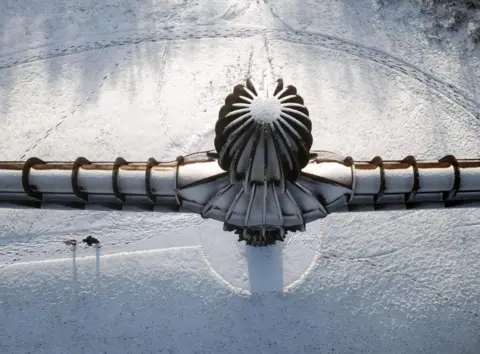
1,0,480,353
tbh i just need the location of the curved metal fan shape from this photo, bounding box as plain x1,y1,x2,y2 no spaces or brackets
198,177,328,246
214,78,313,191
207,78,326,245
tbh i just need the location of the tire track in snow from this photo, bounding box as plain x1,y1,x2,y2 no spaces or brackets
0,26,263,70
1,25,479,122
271,29,480,121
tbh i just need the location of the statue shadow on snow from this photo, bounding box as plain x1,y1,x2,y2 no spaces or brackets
245,244,284,294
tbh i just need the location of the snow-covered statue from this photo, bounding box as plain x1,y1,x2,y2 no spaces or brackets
0,79,479,246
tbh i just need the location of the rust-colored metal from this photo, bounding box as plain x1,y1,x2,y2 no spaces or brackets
0,163,24,170
0,77,479,247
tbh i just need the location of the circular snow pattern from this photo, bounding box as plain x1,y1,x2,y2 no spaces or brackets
199,219,320,294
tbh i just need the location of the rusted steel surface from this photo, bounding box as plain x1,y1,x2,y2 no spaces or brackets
1,78,479,246
0,152,479,209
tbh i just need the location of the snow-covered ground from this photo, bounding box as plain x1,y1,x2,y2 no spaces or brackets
1,0,480,353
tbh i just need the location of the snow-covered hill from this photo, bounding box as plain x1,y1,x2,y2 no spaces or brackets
1,1,480,353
